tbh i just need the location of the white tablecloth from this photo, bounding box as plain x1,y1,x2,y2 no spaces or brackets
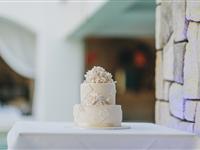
7,122,200,149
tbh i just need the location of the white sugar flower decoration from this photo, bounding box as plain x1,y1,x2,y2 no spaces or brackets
84,66,114,83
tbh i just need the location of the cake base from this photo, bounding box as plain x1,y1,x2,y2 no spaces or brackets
73,104,122,128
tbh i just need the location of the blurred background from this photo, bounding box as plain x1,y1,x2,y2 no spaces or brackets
0,0,155,149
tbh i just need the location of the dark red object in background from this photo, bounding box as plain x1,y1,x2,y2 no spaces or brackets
133,50,147,68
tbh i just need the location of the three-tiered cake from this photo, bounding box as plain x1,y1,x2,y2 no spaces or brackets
73,66,122,128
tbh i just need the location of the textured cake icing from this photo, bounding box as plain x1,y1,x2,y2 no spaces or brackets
73,66,122,128
84,66,113,83
80,83,116,105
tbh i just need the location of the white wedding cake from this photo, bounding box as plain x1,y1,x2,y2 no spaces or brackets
73,66,122,128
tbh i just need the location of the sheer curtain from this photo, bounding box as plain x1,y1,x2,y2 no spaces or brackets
0,18,36,79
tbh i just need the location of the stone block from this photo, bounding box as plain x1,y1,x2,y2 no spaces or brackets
156,5,162,50
170,120,194,133
156,2,173,49
184,100,197,122
163,81,171,101
166,112,194,133
194,102,200,135
155,100,160,123
186,0,200,22
173,0,188,42
156,100,194,133
163,34,174,81
174,42,186,84
155,51,164,99
163,35,186,83
157,101,176,126
169,83,184,119
183,22,200,99
157,101,171,125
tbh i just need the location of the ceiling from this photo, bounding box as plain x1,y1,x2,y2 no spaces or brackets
69,0,156,39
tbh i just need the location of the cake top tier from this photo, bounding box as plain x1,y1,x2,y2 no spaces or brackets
84,66,114,83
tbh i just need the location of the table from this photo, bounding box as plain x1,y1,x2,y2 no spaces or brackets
7,121,200,149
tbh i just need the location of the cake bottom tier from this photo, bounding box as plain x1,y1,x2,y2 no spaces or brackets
73,104,122,128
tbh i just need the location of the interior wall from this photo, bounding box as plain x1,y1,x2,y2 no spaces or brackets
155,0,200,135
0,17,36,79
0,2,107,121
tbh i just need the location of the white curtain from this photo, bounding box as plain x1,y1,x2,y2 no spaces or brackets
0,18,36,79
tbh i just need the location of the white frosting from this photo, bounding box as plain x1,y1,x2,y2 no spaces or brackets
84,66,114,83
73,104,122,127
73,66,122,128
80,83,116,105
81,91,110,106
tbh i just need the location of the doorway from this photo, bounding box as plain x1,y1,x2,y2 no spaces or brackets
84,37,155,122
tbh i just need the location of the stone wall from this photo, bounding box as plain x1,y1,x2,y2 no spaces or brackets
155,0,200,135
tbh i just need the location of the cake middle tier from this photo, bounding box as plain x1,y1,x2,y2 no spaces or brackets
73,104,122,127
80,83,116,105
